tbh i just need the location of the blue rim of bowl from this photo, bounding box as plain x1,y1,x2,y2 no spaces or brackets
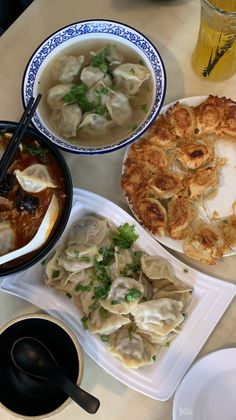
21,19,167,155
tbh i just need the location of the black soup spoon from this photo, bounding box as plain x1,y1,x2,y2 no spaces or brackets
11,337,100,414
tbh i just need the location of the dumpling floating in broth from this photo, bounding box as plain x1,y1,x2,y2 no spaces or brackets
113,63,150,95
51,54,85,83
106,91,132,125
91,44,124,67
78,113,113,136
51,104,82,138
15,164,57,193
47,84,73,110
80,66,105,88
0,221,15,256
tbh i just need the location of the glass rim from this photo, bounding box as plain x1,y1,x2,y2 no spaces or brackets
202,0,236,17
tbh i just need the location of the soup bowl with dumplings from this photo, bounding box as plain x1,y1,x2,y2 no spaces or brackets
0,122,72,277
22,19,166,154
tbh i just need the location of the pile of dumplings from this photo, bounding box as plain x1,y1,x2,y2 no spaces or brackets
122,95,236,265
45,43,151,144
43,214,192,369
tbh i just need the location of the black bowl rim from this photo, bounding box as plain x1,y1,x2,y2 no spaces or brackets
0,121,73,278
21,18,167,155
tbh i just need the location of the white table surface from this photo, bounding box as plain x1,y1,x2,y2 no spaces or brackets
0,0,236,419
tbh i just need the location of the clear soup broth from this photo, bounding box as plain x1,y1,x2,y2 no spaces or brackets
37,39,154,148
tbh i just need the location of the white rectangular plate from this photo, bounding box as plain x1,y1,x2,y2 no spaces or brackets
0,188,235,401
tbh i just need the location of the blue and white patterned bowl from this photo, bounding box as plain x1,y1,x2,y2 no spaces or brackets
22,19,166,154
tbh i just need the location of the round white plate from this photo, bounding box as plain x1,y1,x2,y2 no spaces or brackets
173,348,236,420
123,96,236,256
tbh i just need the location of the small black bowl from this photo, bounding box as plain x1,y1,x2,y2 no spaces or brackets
0,313,84,418
0,121,73,277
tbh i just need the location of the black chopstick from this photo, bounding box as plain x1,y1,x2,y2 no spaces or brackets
0,94,42,185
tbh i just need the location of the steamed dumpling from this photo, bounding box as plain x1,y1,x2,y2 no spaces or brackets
51,54,85,83
88,307,130,335
67,215,108,247
58,245,98,272
109,325,158,368
114,249,133,277
47,84,73,110
15,164,57,193
51,104,82,138
43,246,66,286
100,277,144,315
0,221,15,256
80,66,105,87
106,91,132,125
131,298,184,336
141,255,176,282
113,63,150,95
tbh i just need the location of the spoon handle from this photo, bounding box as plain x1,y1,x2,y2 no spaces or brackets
61,376,100,414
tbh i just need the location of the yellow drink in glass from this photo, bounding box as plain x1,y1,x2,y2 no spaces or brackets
192,0,236,81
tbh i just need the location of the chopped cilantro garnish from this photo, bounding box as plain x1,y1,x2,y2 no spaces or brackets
129,68,135,74
122,250,143,277
80,256,90,262
22,144,49,163
183,268,188,273
98,245,115,265
111,299,119,305
152,355,156,361
99,307,110,319
141,104,148,113
110,223,138,249
66,293,72,299
95,104,107,115
52,270,60,279
88,302,99,311
165,342,170,348
100,334,109,343
139,59,145,65
75,284,91,292
93,285,110,300
63,83,94,113
41,257,50,266
125,288,142,302
73,250,90,262
90,46,111,74
81,316,89,330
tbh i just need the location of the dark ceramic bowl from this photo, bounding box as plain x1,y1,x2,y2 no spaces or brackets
0,313,84,418
0,121,72,277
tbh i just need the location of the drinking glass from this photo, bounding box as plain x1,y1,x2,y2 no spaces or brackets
192,0,236,81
